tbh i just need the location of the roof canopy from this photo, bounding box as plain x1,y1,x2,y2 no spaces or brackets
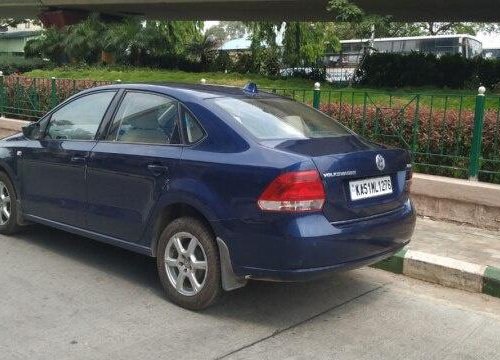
1,0,499,22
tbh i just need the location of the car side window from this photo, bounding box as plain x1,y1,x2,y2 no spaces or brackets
180,106,205,144
45,91,116,141
106,92,181,145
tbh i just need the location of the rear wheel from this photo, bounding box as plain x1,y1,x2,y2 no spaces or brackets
157,217,221,310
0,172,21,235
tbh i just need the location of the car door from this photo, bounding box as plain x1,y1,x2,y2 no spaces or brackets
21,90,118,228
86,90,183,243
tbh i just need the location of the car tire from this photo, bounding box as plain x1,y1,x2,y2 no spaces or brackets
157,217,222,310
0,171,21,235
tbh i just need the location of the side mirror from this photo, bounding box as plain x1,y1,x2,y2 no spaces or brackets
22,122,40,140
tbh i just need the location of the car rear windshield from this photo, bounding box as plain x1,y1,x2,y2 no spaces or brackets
210,97,351,140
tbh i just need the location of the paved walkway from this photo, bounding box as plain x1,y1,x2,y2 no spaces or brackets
411,217,500,268
0,129,17,138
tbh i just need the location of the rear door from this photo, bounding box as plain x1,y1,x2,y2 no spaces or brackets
86,91,182,243
21,90,117,227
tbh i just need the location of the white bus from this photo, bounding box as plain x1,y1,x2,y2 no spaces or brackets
483,48,500,60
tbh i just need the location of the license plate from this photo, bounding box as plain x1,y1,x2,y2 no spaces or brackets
349,176,393,201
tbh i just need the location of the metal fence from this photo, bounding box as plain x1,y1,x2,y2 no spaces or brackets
0,75,112,121
0,74,499,184
264,85,500,184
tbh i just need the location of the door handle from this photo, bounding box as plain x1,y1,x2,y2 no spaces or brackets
71,156,87,164
147,164,169,176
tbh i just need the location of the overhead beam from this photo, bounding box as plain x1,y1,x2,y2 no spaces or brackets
0,0,500,22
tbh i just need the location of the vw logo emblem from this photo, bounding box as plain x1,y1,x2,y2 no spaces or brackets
375,154,386,171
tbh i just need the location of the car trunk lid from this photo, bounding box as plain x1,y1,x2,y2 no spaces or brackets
273,135,411,223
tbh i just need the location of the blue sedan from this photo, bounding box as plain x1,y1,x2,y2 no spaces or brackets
0,83,416,310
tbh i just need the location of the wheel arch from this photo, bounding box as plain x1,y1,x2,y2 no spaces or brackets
0,159,20,198
149,199,246,291
149,200,217,257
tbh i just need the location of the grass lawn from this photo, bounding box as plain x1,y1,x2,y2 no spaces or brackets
26,67,331,90
25,67,500,111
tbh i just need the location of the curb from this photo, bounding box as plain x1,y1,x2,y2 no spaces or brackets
0,117,29,131
372,249,500,299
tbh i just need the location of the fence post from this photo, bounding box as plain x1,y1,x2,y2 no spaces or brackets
50,77,58,108
313,82,321,109
0,71,4,118
468,86,486,181
411,95,421,154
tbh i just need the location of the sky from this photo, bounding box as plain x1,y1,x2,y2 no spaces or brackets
477,33,500,49
205,22,500,49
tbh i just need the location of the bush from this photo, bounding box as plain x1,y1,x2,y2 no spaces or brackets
0,55,47,75
231,53,255,74
211,51,232,72
320,101,500,183
260,48,281,77
435,55,475,88
359,53,500,90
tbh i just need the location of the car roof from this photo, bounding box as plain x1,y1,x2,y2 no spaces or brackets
81,83,283,102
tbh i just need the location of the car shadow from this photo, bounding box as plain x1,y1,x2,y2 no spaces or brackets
12,224,384,325
14,224,164,297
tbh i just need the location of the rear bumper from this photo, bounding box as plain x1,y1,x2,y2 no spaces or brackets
238,242,407,282
213,199,416,282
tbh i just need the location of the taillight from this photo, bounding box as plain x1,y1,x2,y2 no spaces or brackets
405,164,413,191
258,170,326,212
405,164,413,181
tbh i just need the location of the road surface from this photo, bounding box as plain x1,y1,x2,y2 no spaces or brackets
1,225,499,359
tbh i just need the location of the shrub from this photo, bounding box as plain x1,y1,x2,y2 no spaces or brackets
0,55,47,75
359,53,500,90
260,47,281,77
320,101,500,182
231,53,255,74
212,51,233,72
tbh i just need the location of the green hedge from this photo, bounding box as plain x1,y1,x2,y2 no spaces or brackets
358,53,500,89
0,55,47,75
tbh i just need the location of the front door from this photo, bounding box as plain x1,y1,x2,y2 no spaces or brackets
86,91,183,243
21,91,117,228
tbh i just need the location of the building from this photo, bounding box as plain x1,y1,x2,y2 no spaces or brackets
218,37,253,54
218,35,283,55
0,21,43,55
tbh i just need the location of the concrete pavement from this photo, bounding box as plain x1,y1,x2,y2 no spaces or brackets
1,225,499,360
411,218,500,268
375,217,500,298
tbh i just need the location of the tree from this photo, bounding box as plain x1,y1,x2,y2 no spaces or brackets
333,21,424,40
139,20,203,66
328,0,500,38
282,22,338,67
25,16,204,68
24,27,68,65
64,14,106,63
421,22,499,36
187,34,218,70
103,18,144,64
328,0,423,39
246,22,282,73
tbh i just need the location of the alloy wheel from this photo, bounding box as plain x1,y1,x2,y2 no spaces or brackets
0,181,11,226
164,232,208,296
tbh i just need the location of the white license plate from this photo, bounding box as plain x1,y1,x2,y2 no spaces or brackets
349,176,393,201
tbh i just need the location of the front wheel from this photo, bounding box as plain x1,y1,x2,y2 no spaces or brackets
156,217,222,310
0,172,21,235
